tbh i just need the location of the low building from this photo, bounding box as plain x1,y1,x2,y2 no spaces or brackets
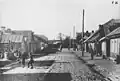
0,27,48,53
33,34,48,53
106,27,120,58
0,34,26,52
12,30,34,53
99,19,120,57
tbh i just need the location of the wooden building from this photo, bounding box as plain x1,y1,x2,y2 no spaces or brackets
0,34,25,52
106,27,120,58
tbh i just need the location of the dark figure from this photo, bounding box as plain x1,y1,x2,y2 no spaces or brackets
75,44,78,51
115,55,120,64
21,52,27,68
15,50,19,61
60,44,63,52
18,50,21,63
28,52,34,69
68,45,70,50
90,45,94,60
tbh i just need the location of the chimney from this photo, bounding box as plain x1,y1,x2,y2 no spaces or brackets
92,30,94,33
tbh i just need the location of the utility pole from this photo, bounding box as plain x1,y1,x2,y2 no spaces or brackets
70,32,71,48
82,9,85,56
73,26,75,50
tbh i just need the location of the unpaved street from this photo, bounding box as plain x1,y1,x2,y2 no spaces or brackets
0,49,105,81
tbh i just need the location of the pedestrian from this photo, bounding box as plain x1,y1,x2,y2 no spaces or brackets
18,49,21,63
14,50,19,61
90,44,94,60
68,44,70,50
4,50,8,60
28,52,34,69
21,52,27,68
60,44,63,52
75,43,78,51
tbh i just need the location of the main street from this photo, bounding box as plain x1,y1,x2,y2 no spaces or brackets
0,49,105,81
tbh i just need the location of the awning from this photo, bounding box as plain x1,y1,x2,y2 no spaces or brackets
0,35,23,43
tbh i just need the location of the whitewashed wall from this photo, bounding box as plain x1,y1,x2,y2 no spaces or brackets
102,41,106,55
110,39,114,53
110,38,120,58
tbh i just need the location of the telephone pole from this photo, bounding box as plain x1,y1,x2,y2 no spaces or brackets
70,32,71,48
82,9,85,56
73,26,75,50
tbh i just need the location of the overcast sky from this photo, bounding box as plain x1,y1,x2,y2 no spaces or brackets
0,0,119,40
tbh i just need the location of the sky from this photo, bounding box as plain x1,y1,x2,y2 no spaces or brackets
0,0,119,40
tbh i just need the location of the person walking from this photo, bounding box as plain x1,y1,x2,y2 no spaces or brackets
18,49,21,63
28,52,34,69
21,52,27,68
68,44,70,51
60,43,63,52
90,44,94,60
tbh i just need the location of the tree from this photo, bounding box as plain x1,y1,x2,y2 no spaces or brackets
63,36,70,48
57,33,63,41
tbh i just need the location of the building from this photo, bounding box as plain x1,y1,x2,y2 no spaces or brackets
0,34,25,52
11,30,34,53
33,34,48,53
106,26,120,58
85,19,120,57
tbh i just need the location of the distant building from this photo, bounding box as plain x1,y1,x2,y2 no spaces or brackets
0,27,48,53
0,34,24,52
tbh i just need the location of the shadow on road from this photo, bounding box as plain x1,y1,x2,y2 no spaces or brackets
44,73,72,81
0,73,72,81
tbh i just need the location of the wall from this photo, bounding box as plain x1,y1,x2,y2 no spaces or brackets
101,41,106,55
110,38,120,58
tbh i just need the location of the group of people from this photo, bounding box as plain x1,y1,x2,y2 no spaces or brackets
21,52,34,69
15,51,34,69
68,43,78,51
0,48,34,69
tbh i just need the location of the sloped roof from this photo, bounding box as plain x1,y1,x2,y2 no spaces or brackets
99,37,106,42
38,35,48,41
84,35,88,39
0,35,23,43
12,30,33,37
103,19,120,35
84,19,120,43
88,33,100,42
34,34,48,43
106,27,120,39
84,30,99,43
